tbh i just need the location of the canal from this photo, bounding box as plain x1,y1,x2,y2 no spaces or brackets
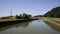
0,20,60,34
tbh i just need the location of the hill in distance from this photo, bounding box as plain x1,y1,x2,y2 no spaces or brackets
44,6,60,17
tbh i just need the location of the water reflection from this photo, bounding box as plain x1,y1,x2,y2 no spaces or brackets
15,20,31,28
0,20,32,31
45,21,60,32
0,20,60,34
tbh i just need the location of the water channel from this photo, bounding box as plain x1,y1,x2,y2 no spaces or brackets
0,20,60,34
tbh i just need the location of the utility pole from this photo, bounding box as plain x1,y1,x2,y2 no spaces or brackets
10,9,12,17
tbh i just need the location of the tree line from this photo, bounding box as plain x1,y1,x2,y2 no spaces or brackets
0,13,32,19
15,13,32,19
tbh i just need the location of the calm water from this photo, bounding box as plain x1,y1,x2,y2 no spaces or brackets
0,20,60,34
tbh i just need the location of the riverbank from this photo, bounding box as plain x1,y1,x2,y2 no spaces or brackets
42,17,60,26
0,18,38,28
41,17,60,31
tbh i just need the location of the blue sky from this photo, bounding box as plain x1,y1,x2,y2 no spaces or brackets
0,0,60,17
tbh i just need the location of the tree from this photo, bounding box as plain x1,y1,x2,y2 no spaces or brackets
19,14,23,19
15,15,20,19
44,6,60,17
15,13,32,19
23,13,29,19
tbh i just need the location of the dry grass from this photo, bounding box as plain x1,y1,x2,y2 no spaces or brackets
42,17,60,26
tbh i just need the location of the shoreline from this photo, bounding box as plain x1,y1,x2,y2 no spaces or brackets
41,17,60,26
0,19,38,28
41,17,60,31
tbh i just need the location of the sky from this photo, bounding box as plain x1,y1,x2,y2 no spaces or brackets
0,0,60,17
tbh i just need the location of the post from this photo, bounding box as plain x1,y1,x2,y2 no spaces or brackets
10,10,12,17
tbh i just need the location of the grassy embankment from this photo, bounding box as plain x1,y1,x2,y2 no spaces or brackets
42,17,60,26
42,17,60,31
0,16,35,28
0,16,37,23
0,17,16,22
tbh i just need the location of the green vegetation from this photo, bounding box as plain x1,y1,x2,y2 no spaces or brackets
45,21,60,32
47,17,60,21
15,13,32,19
44,6,60,17
0,13,32,20
0,13,33,22
34,15,43,17
0,16,12,19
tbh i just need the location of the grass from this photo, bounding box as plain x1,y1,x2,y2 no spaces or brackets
0,17,16,22
43,17,60,25
45,21,60,32
47,17,60,21
42,17,60,31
